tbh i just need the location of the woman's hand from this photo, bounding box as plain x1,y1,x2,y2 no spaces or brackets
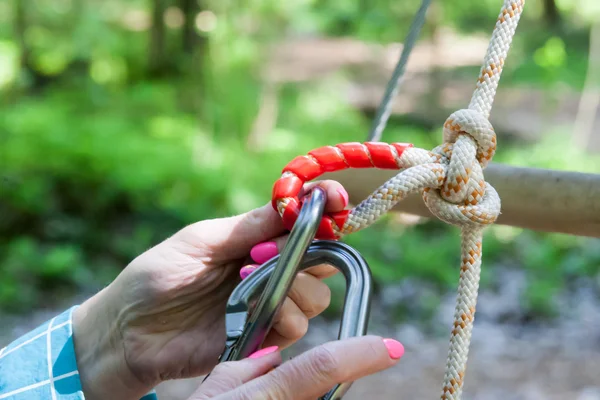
189,335,404,400
72,181,350,400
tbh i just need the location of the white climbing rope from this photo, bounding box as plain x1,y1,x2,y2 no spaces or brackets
273,1,525,398
434,3,524,398
348,2,525,397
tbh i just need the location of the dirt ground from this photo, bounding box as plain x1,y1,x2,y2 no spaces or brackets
4,272,600,400
153,304,600,400
153,321,600,400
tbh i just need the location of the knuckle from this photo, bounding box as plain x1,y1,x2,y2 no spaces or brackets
291,276,331,318
254,371,291,400
176,223,201,243
287,315,309,340
185,363,247,400
211,362,233,376
245,209,273,239
231,384,257,400
310,346,341,382
210,363,245,387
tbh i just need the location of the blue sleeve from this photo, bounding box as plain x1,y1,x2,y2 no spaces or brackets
0,306,158,400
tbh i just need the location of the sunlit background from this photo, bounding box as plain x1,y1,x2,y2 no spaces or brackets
1,0,600,398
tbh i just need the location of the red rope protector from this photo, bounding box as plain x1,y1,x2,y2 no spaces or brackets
271,142,414,239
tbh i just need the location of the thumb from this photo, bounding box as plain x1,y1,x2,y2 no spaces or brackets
176,203,286,259
188,346,282,400
174,180,349,259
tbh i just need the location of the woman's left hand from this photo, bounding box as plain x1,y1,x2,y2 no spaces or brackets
72,180,349,400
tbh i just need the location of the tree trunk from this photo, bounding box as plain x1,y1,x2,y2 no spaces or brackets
426,1,443,113
13,0,40,86
542,0,561,28
246,81,280,151
180,0,198,53
180,0,208,67
148,0,167,77
14,0,28,66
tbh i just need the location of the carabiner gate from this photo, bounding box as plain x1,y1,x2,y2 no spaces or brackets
215,187,374,399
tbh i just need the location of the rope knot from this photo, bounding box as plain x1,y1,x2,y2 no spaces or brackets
443,109,497,168
423,109,501,229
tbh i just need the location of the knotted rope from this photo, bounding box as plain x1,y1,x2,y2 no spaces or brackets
270,1,525,398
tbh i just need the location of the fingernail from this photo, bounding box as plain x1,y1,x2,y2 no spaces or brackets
383,338,404,360
248,346,279,359
337,188,349,208
250,242,279,264
240,265,258,280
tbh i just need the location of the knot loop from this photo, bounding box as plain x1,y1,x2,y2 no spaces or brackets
422,182,501,229
443,108,496,168
423,109,501,228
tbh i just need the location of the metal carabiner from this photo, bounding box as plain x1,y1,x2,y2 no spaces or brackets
221,240,373,399
215,187,374,399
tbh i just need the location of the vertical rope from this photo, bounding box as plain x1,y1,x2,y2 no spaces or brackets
440,228,484,399
468,0,525,119
441,2,525,398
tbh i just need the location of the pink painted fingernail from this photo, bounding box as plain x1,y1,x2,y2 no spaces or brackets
248,346,279,359
250,242,279,264
383,338,404,360
337,188,349,208
240,265,258,280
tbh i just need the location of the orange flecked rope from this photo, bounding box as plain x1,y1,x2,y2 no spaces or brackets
270,1,525,399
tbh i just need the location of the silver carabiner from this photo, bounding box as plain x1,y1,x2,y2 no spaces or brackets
215,187,374,399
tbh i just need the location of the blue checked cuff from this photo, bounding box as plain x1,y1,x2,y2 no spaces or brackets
0,306,158,400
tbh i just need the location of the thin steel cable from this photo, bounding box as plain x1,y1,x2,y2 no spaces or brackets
366,0,432,142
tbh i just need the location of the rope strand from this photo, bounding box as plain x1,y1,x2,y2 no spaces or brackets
469,0,525,119
439,3,525,398
271,2,525,399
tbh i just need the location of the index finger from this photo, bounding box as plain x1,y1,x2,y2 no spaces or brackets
221,335,404,399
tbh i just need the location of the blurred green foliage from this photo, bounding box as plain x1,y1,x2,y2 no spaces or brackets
1,0,600,321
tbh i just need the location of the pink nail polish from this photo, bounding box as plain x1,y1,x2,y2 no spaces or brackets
383,338,404,360
240,265,258,280
248,346,279,359
250,242,279,264
337,188,349,208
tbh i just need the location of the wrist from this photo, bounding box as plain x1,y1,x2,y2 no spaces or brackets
72,284,151,400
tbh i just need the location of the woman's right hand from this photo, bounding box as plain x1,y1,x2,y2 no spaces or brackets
188,335,405,399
